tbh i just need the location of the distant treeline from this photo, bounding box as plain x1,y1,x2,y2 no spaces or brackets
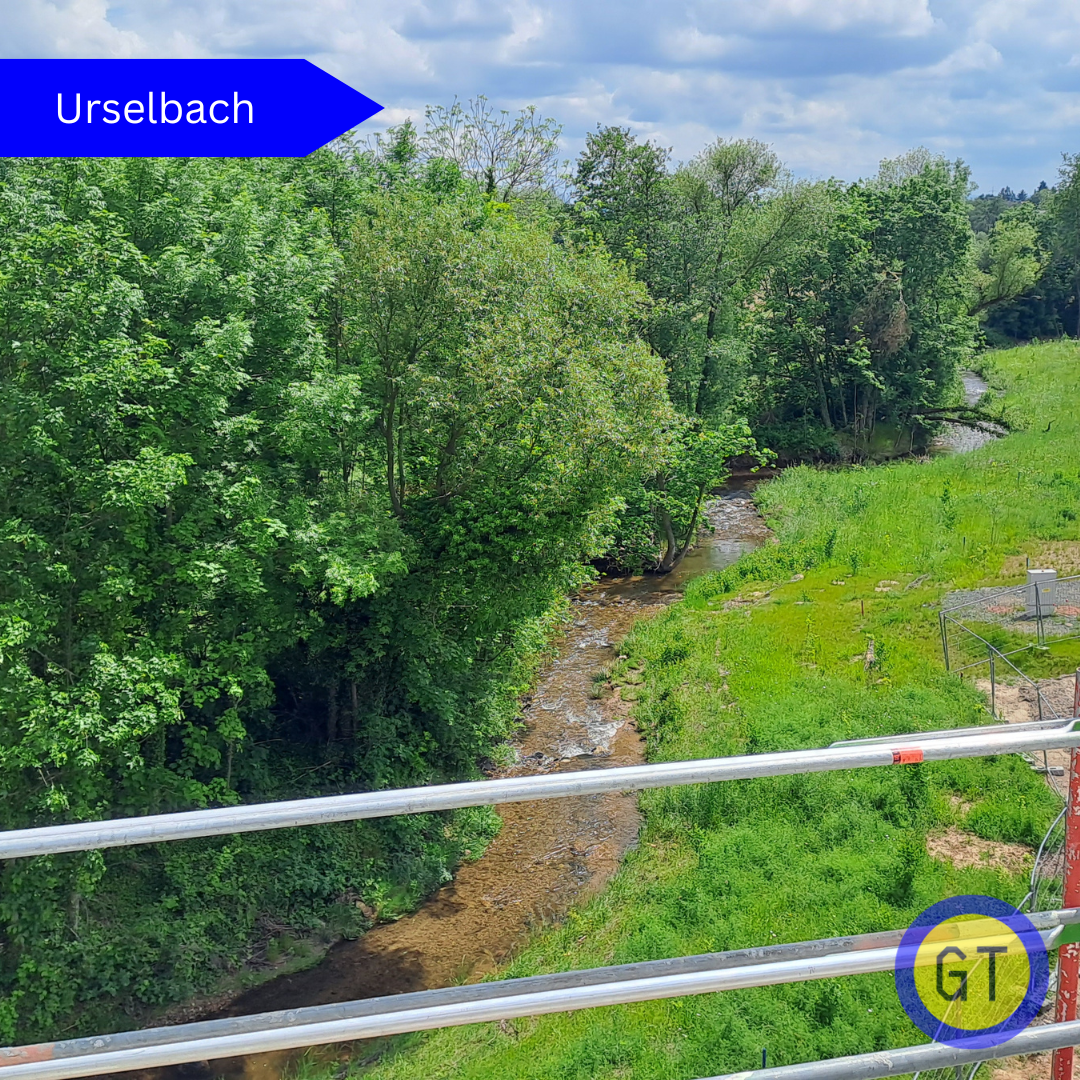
966,171,1080,343
1,106,1077,1038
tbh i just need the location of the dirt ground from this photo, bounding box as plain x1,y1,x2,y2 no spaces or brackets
1002,544,1080,580
974,673,1077,781
992,1050,1053,1080
926,826,1034,874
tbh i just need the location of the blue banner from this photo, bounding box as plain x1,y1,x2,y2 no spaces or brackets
0,59,383,157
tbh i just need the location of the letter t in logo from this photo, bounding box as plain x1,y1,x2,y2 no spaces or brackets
978,945,1008,1001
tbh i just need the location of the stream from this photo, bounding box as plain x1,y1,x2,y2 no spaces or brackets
122,374,990,1080
143,482,772,1080
932,369,996,454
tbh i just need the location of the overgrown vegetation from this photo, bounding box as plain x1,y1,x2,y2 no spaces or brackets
0,152,669,1039
1,100,1076,1043
348,340,1077,1080
976,162,1080,343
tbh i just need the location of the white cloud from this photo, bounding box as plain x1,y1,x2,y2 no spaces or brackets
3,0,146,57
1,0,1078,192
713,0,936,36
660,28,736,63
920,40,1003,77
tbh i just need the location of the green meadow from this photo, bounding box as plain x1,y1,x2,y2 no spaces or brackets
340,340,1080,1080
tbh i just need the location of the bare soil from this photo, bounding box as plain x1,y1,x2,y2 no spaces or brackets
975,675,1077,778
1002,544,1080,580
926,826,1033,874
993,1052,1053,1080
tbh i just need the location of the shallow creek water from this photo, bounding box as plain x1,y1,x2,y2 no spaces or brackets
135,486,771,1080
932,370,996,454
120,372,993,1080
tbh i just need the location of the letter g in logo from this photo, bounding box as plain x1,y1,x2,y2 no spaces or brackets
936,945,968,1001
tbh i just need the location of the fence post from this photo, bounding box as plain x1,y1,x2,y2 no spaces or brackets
1052,748,1080,1080
1074,669,1080,719
940,612,950,671
988,646,996,719
1037,582,1046,647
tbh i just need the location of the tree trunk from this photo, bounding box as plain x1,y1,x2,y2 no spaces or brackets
658,507,679,573
657,487,706,573
346,680,358,741
384,385,402,516
327,680,339,746
397,397,406,507
813,357,833,430
676,489,706,563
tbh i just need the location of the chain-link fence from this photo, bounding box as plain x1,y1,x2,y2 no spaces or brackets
912,1062,982,1080
941,574,1080,671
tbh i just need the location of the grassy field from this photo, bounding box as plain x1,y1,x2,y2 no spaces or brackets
329,341,1080,1080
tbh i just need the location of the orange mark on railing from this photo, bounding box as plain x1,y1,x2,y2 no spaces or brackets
0,1044,57,1067
892,748,924,764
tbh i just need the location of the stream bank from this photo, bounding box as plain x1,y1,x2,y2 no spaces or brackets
931,369,997,454
103,372,995,1080
132,487,770,1080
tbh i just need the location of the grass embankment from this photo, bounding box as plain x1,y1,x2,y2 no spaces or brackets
341,342,1080,1080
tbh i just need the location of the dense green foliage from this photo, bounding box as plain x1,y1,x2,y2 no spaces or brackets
978,165,1080,343
352,340,1077,1080
3,104,1077,1046
569,136,984,468
0,152,670,1038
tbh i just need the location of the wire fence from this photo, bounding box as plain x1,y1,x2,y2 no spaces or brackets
939,576,1080,902
911,1063,979,1080
940,573,1080,705
936,576,1080,1080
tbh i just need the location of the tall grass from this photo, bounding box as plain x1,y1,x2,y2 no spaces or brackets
751,340,1080,591
331,342,1078,1080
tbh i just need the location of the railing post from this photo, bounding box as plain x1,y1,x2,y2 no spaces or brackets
988,646,996,718
1053,748,1080,1080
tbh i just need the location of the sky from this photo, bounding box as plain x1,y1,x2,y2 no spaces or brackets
5,0,1080,194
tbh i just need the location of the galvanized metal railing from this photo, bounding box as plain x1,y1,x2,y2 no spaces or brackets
4,720,1080,1079
709,1019,1080,1080
1,911,1078,1080
3,723,1079,860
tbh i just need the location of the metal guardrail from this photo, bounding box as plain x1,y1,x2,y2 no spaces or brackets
3,725,1080,1077
0,926,926,1067
707,1019,1080,1080
2,914,1077,1080
4,723,1080,1078
3,724,1080,860
831,717,1072,747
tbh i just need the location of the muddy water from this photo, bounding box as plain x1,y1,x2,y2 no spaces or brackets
156,490,769,1080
